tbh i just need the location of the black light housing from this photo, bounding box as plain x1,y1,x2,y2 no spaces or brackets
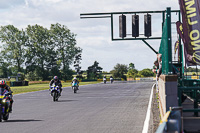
132,15,139,37
144,14,151,37
119,15,126,38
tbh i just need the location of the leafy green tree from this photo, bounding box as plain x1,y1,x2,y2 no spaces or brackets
50,23,82,80
128,63,135,70
127,63,138,79
87,61,103,79
61,68,74,81
25,70,42,81
192,72,196,76
25,24,52,80
111,63,128,80
0,23,82,81
138,68,154,77
0,25,27,72
74,54,83,79
127,69,138,79
0,62,11,78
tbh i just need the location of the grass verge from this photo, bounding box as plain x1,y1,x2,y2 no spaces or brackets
12,81,102,95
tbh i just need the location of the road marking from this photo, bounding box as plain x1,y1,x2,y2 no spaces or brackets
142,83,155,133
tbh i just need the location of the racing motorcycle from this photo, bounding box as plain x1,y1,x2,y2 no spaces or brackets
110,77,114,84
72,81,78,93
103,78,106,84
50,84,61,102
0,88,12,122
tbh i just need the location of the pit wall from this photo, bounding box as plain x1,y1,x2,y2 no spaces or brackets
158,74,178,119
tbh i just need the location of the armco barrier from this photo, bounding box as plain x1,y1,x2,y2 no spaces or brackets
135,77,155,81
140,77,154,80
156,107,183,133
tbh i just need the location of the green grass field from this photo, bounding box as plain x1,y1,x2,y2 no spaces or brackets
11,81,102,95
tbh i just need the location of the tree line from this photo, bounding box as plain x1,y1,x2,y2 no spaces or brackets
86,61,155,80
110,63,155,80
0,23,82,81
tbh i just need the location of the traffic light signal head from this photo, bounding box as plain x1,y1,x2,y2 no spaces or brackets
144,14,151,37
119,15,126,38
132,15,139,37
119,14,151,38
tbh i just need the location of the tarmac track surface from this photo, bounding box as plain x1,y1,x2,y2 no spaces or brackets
0,81,154,133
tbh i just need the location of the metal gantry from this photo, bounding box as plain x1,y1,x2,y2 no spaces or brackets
81,7,200,115
80,7,182,75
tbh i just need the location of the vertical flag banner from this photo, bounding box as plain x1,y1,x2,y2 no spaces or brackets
178,0,200,66
176,21,186,64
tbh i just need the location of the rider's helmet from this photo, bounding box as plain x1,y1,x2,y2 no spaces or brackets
54,76,58,82
74,77,77,80
0,80,6,88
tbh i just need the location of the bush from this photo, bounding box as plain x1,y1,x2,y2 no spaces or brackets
139,68,154,77
192,72,196,76
25,71,42,81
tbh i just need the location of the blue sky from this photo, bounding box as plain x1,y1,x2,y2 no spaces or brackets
0,0,179,71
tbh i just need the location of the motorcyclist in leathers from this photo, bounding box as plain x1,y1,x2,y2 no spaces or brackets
49,76,62,95
71,77,79,90
0,80,13,112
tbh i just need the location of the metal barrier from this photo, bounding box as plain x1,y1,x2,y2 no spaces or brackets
139,77,154,81
178,79,200,116
156,107,183,133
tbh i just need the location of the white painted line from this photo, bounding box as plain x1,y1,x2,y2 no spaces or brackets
142,83,155,133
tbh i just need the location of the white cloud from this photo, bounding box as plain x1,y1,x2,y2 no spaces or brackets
0,0,180,71
25,0,29,7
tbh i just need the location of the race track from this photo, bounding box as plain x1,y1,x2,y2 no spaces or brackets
0,81,154,133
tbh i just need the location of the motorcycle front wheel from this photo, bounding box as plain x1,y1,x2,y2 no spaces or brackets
0,104,2,122
3,104,9,120
3,113,9,121
74,87,77,93
52,92,57,102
